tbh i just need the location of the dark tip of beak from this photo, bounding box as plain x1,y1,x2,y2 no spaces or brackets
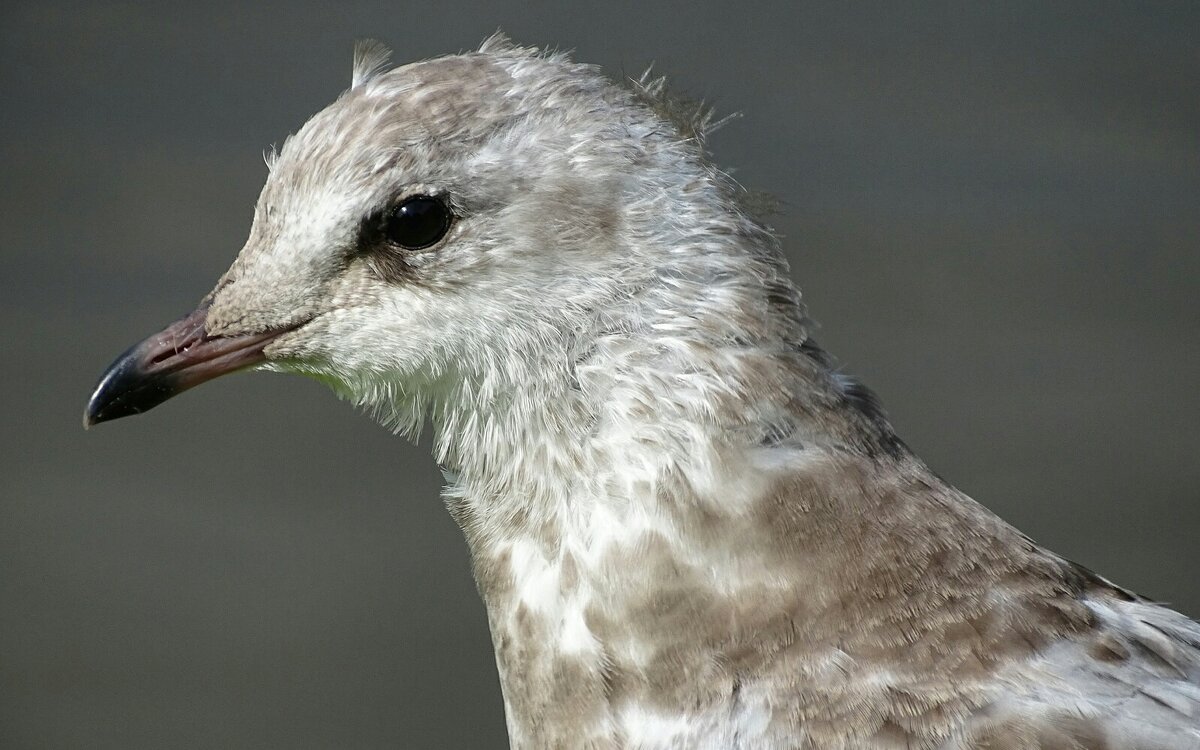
84,305,298,428
83,340,186,428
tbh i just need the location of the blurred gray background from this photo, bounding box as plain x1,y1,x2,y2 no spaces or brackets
2,1,1197,747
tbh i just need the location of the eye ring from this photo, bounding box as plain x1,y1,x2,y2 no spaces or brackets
384,195,452,250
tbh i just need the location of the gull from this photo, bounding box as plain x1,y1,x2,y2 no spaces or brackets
85,36,1200,749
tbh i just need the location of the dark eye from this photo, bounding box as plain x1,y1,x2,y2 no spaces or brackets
385,195,451,249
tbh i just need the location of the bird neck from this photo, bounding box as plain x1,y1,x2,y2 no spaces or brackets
429,320,922,746
443,377,779,747
436,366,1087,748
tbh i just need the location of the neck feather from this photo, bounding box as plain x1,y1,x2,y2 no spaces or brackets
416,262,922,746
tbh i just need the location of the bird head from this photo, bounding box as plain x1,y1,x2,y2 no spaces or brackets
87,38,704,426
84,34,794,480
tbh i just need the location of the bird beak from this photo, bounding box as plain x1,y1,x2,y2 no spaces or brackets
84,303,296,428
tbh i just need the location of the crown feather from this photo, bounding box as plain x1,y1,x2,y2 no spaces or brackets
351,38,393,88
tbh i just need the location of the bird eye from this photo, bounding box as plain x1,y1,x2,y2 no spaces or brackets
385,195,451,249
